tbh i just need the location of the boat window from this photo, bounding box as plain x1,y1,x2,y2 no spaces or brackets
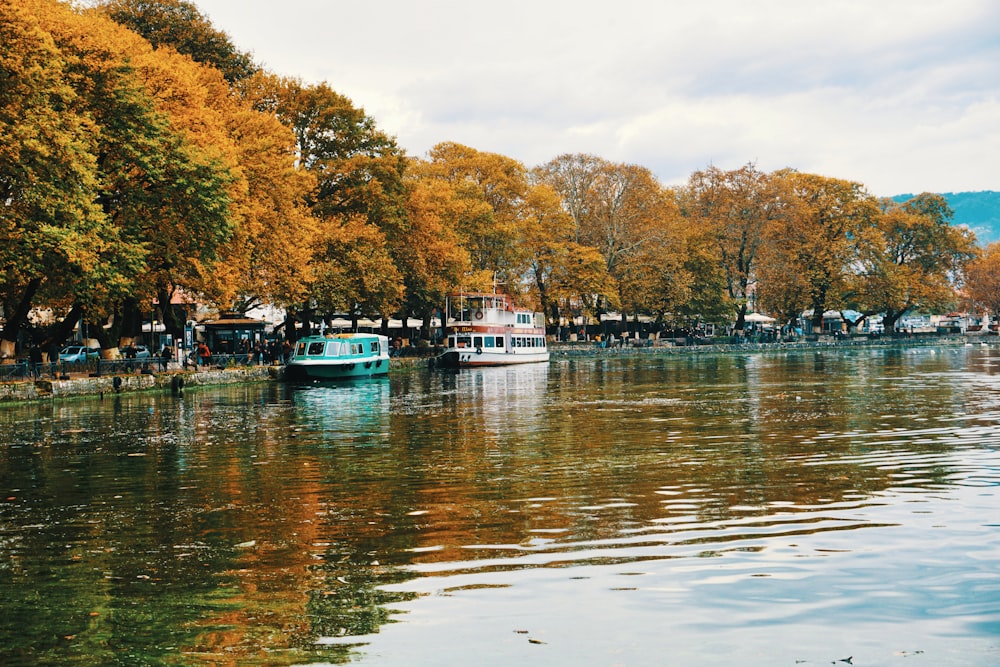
307,341,325,356
370,341,379,353
473,336,483,348
484,337,494,348
457,336,471,348
296,342,307,356
496,336,504,347
325,341,342,356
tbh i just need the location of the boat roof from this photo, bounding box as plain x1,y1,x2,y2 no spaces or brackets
299,332,385,340
446,292,535,310
446,291,511,299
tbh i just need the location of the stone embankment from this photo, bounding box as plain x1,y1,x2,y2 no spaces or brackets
549,336,972,358
0,358,436,404
0,366,277,404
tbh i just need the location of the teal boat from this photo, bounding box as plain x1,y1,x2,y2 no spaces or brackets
285,333,390,381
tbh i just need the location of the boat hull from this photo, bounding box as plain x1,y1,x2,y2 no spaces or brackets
285,357,389,381
435,349,549,369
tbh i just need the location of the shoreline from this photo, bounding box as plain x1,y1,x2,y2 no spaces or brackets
0,335,983,405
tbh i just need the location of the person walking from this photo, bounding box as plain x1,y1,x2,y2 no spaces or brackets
197,341,211,368
159,344,172,371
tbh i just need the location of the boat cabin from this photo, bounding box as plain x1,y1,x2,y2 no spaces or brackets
294,334,384,359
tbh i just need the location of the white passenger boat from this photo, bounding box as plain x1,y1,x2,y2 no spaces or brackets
435,292,550,369
285,333,390,381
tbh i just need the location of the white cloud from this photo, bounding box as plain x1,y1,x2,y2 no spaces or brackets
194,0,1000,195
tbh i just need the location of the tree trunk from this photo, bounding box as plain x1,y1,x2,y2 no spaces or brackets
882,312,902,335
0,278,42,359
118,297,143,347
400,307,412,341
810,288,827,333
45,304,84,350
156,287,186,343
733,302,748,333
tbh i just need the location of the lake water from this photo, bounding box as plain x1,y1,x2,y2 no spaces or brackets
1,346,999,666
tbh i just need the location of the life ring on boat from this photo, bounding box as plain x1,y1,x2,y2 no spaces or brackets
475,347,482,355
474,310,483,320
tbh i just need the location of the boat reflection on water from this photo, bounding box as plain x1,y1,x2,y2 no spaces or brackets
441,361,550,399
286,376,390,442
436,363,551,436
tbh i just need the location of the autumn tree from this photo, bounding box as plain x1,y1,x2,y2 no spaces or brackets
517,182,600,326
847,193,977,332
682,163,787,332
42,2,242,352
964,243,1000,320
649,209,732,328
397,173,471,339
534,153,604,244
574,161,680,327
533,154,615,326
202,76,319,320
245,74,408,331
755,225,813,330
0,0,151,357
419,142,532,289
98,9,321,334
309,215,403,331
768,171,879,333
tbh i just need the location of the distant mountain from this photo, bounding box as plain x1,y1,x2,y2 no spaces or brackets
892,191,1000,245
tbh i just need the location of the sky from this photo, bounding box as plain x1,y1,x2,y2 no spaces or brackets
191,0,999,197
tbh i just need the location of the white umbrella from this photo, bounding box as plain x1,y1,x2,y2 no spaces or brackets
744,312,776,323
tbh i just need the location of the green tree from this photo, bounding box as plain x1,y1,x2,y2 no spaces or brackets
99,0,256,83
247,74,409,332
